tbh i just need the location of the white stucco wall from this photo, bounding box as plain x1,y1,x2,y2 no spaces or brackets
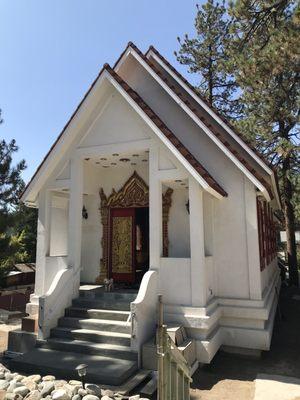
78,91,151,149
261,258,278,295
120,59,254,299
49,194,68,257
168,188,190,258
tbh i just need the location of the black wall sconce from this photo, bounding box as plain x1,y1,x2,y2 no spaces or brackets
185,200,190,214
82,205,88,219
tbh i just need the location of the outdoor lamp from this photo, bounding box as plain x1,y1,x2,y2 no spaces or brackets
185,200,190,214
75,364,87,388
82,205,88,219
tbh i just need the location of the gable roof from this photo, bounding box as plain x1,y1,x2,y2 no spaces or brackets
144,45,281,206
146,45,274,172
106,65,227,197
115,42,276,201
21,62,227,203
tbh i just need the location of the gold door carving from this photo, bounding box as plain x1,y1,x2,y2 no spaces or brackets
111,216,133,274
96,171,173,283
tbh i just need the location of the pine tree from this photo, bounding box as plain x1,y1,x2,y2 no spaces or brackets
228,0,299,286
0,111,37,282
175,0,241,120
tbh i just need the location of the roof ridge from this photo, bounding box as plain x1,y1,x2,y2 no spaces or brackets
103,64,227,197
146,45,275,172
128,43,273,199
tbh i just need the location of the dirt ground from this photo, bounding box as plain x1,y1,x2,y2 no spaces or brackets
0,319,21,355
190,284,300,399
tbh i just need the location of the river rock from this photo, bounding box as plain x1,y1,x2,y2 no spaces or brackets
0,381,10,390
4,393,23,400
16,377,25,383
85,386,101,397
68,382,81,387
13,387,29,397
100,391,114,399
0,364,9,373
24,381,37,392
65,385,79,397
24,390,41,400
71,395,81,400
100,396,112,400
82,395,100,400
22,376,41,385
42,377,55,382
7,381,24,393
54,382,67,390
77,390,86,397
41,382,55,397
51,389,70,400
4,373,14,382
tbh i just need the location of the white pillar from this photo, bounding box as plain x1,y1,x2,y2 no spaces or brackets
189,176,207,306
34,189,51,296
149,145,162,270
67,157,83,293
244,178,262,300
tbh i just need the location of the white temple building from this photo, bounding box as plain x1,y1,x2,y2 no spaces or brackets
16,43,281,381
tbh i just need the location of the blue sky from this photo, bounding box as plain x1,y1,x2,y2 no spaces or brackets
0,0,202,183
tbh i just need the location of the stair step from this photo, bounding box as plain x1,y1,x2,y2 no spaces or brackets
79,285,104,298
58,317,130,334
10,348,137,385
65,307,130,321
116,369,152,395
79,291,137,303
37,338,137,361
51,327,131,346
72,298,131,311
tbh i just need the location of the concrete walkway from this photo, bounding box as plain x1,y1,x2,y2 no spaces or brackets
254,374,300,400
191,285,300,399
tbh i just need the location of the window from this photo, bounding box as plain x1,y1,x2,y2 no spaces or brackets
257,197,277,270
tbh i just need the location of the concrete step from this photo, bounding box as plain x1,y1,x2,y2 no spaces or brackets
10,347,137,385
79,291,137,303
37,338,137,361
79,285,105,299
65,307,130,321
116,369,152,396
58,317,130,334
72,298,131,311
51,326,131,346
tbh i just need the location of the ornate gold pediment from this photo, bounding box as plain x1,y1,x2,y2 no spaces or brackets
100,171,149,209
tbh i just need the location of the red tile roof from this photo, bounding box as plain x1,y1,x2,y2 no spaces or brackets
126,43,273,199
104,64,227,197
146,45,275,171
21,58,227,201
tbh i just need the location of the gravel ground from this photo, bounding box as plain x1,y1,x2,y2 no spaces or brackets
190,284,300,399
